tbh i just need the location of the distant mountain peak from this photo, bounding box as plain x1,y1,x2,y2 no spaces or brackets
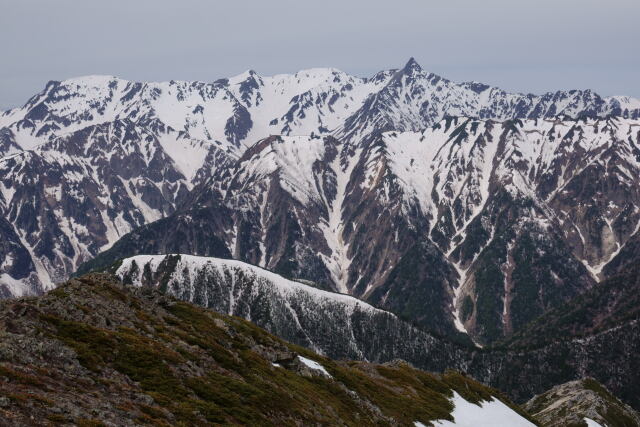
403,57,422,72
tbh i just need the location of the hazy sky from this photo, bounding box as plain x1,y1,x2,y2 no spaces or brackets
1,0,638,109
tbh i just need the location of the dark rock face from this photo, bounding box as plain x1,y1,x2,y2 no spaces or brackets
0,217,37,298
473,318,640,410
0,129,21,157
603,231,640,278
449,187,596,344
479,263,640,410
367,240,461,340
502,264,640,349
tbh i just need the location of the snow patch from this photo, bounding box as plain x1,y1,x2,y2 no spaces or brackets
155,133,211,183
319,150,358,293
450,262,469,334
416,391,535,427
0,274,29,297
298,356,332,378
583,417,604,427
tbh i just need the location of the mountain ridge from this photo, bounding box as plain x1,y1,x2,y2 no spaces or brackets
0,271,541,426
107,253,640,412
2,59,640,348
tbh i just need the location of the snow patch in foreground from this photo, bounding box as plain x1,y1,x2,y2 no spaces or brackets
415,391,534,427
298,356,332,378
584,417,604,427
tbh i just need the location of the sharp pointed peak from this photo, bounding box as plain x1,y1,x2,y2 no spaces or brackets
385,57,425,85
402,57,423,73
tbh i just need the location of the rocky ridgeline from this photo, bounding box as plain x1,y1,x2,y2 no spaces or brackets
526,378,640,427
111,254,640,411
0,273,537,426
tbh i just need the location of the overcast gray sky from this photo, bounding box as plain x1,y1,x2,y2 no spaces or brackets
1,0,638,109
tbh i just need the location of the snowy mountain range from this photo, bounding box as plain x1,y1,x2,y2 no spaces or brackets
82,115,640,345
2,58,640,347
3,58,637,157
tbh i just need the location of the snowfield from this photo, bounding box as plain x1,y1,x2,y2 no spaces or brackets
415,392,535,427
297,356,332,377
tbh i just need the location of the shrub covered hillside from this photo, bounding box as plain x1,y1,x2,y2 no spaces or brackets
0,274,535,426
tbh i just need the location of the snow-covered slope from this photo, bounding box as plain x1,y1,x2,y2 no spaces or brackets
0,67,393,157
0,59,640,161
116,253,379,318
416,391,535,426
2,57,638,158
113,253,465,362
0,120,233,295
337,58,640,142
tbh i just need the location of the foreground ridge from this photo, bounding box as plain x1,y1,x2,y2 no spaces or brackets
109,254,640,412
0,273,535,426
526,378,640,427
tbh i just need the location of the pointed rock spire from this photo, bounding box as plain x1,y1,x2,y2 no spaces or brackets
402,57,423,74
